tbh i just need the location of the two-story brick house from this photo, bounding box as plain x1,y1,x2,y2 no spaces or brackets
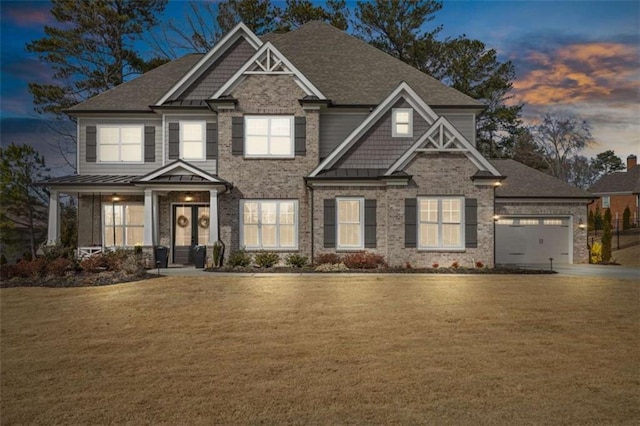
42,21,593,266
588,155,639,228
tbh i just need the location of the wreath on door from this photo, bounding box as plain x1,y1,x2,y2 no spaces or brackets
199,215,210,228
177,215,189,228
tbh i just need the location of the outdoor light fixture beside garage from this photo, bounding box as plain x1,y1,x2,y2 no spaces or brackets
493,215,500,221
578,218,586,230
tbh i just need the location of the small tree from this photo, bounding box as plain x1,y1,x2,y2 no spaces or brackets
601,209,612,263
594,207,603,233
622,206,631,231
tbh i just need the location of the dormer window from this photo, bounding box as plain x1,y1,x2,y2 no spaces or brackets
392,108,413,137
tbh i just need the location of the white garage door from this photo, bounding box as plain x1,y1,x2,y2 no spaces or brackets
495,217,571,265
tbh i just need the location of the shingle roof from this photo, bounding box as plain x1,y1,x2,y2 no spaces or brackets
68,22,481,112
492,159,594,199
264,21,482,107
588,166,640,194
66,54,203,112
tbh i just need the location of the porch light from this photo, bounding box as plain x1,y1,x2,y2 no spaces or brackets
111,193,120,202
185,192,194,202
578,218,586,230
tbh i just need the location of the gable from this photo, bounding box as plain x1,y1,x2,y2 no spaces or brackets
155,22,262,106
134,160,226,184
334,100,431,170
212,42,325,100
177,38,256,101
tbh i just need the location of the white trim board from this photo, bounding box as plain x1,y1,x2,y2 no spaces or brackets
136,160,223,183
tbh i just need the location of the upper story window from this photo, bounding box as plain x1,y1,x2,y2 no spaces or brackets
337,197,364,249
98,125,143,162
180,121,205,160
245,116,294,158
392,108,413,138
418,197,464,249
602,196,610,208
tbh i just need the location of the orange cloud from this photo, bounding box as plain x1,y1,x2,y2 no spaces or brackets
512,42,639,106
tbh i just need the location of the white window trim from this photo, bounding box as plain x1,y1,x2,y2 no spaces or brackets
97,124,144,164
602,196,610,208
239,199,299,250
336,197,364,250
392,108,413,138
180,120,206,161
244,115,295,158
417,196,465,250
102,202,144,248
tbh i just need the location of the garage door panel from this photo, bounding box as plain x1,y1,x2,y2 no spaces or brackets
496,217,571,265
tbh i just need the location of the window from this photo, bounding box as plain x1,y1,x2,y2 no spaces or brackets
337,198,364,249
181,121,205,160
602,196,610,208
519,219,539,225
392,108,413,137
241,200,297,249
418,197,464,249
245,116,294,157
103,203,144,247
98,125,143,162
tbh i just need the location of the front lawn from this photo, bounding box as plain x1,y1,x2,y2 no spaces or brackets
1,276,637,424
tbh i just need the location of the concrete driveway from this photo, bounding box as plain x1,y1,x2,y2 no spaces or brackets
549,263,639,280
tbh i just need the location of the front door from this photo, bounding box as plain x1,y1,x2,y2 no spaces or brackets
173,205,210,264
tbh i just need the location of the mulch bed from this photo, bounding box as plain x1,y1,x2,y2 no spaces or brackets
0,271,161,288
205,266,556,274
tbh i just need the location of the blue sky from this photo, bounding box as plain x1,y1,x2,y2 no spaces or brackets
1,0,639,174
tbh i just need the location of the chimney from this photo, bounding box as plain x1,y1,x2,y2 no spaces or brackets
627,154,637,171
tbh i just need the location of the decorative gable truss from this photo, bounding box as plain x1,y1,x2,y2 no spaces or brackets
385,116,502,178
212,42,326,100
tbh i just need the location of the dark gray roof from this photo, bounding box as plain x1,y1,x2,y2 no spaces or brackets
40,175,137,185
492,159,594,199
588,166,640,194
308,169,409,180
131,175,221,184
265,21,482,107
66,54,203,112
68,22,481,112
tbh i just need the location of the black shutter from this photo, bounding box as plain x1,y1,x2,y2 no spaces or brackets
86,126,97,162
168,122,179,159
232,116,244,155
144,126,155,162
206,122,218,160
465,198,478,248
295,116,306,156
405,198,417,248
323,199,336,248
364,199,377,248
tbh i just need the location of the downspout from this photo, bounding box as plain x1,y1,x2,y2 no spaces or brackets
305,178,314,264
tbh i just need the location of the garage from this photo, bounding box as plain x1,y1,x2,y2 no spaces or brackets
495,217,572,265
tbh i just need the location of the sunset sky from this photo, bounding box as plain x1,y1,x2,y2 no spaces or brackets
1,0,638,175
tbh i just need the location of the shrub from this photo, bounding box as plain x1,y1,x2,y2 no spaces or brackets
314,262,349,272
475,261,484,269
590,241,603,264
405,262,412,269
285,253,308,268
451,261,460,269
342,252,386,269
212,241,223,267
81,253,110,272
431,262,439,269
254,251,280,268
623,206,631,230
42,243,75,261
314,253,342,265
12,258,47,279
602,209,612,262
46,257,74,277
227,249,252,267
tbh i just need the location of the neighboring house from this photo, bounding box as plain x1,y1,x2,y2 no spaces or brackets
588,155,640,228
41,22,593,266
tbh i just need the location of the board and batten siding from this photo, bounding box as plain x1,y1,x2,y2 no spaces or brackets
319,110,369,160
163,115,217,175
79,118,162,175
433,111,476,146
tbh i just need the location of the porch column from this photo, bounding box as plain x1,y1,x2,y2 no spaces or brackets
143,189,153,246
209,189,219,244
47,189,60,245
152,191,159,245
